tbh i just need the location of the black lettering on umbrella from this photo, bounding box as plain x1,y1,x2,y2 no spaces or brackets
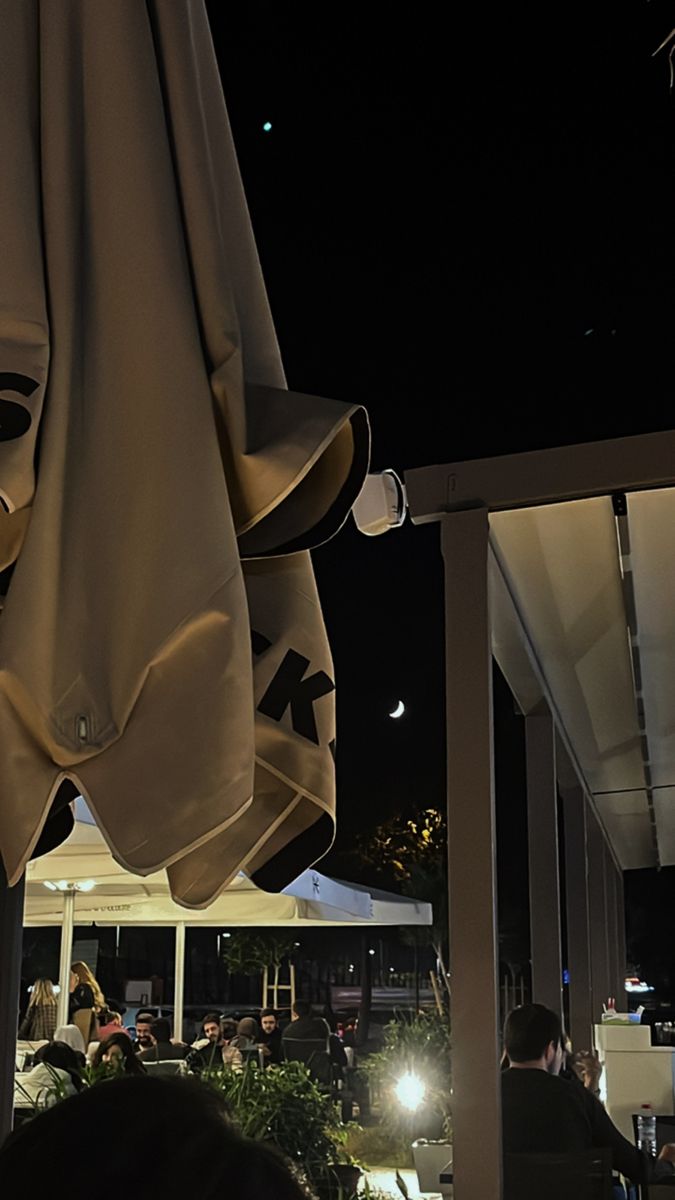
251,629,272,656
0,373,39,442
258,649,335,744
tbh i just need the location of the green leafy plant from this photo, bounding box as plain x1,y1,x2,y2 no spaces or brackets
367,1011,452,1143
14,1062,80,1114
202,1060,355,1197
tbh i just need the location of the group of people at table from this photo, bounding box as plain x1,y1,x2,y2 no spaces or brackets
14,961,347,1111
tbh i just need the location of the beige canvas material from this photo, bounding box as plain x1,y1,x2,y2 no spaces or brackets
0,0,369,906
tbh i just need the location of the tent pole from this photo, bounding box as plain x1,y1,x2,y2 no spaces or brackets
174,922,186,1042
0,862,24,1143
56,889,75,1029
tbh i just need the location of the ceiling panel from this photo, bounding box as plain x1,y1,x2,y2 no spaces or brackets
626,489,675,792
490,497,643,796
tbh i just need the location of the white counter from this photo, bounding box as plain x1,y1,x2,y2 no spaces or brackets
594,1024,675,1141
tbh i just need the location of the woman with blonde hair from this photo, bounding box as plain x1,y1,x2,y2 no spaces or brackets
69,961,105,1047
18,978,58,1042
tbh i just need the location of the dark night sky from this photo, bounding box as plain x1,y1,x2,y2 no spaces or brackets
204,4,675,983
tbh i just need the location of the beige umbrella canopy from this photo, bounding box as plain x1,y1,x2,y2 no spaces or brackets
0,1,369,907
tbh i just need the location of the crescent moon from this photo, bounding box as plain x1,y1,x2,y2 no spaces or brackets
389,700,405,719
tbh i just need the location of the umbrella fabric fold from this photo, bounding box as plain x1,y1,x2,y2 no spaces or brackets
0,0,369,906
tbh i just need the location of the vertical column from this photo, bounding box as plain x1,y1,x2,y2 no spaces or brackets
56,889,75,1029
587,813,611,1021
0,865,25,1142
441,508,501,1199
526,703,563,1015
616,869,626,1000
610,862,627,1002
561,782,593,1049
604,848,620,1007
174,922,186,1043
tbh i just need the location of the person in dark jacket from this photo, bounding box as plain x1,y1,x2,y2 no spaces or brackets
137,1018,188,1063
259,1009,283,1064
281,999,330,1054
501,1004,675,1186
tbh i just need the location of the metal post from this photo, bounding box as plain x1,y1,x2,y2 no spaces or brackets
441,508,501,1199
57,889,75,1029
174,922,186,1043
0,864,25,1143
525,703,563,1015
561,782,593,1049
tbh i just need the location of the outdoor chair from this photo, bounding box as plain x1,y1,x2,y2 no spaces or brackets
143,1059,188,1077
282,1036,333,1089
504,1148,613,1200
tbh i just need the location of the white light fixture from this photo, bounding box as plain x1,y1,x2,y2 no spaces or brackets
395,1072,426,1112
368,948,376,956
352,470,407,536
42,879,97,893
222,932,231,938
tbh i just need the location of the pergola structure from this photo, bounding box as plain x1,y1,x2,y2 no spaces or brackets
405,428,675,1198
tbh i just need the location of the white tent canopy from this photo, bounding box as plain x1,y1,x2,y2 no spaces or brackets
24,800,432,1035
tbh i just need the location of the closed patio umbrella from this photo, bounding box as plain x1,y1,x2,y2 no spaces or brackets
0,0,369,906
0,0,369,1134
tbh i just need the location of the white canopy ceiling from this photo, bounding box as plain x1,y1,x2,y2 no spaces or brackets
24,801,432,928
489,486,675,870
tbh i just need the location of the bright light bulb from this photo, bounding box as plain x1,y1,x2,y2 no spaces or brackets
43,881,58,891
263,121,272,132
77,880,96,892
395,1072,426,1112
56,881,69,891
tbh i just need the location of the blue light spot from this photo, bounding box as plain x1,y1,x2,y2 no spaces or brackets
563,968,570,985
263,121,272,133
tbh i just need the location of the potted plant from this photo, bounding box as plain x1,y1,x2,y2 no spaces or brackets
367,1011,452,1195
204,1059,360,1198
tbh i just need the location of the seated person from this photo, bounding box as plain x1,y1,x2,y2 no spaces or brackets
281,999,330,1057
15,1041,83,1108
97,1008,128,1042
231,1017,259,1052
192,1012,223,1050
188,1015,226,1072
93,1033,146,1075
220,1019,243,1070
132,1012,156,1054
137,1018,188,1063
569,1049,603,1099
53,1024,87,1067
0,1074,310,1198
501,1003,675,1186
259,1009,283,1064
282,999,332,1085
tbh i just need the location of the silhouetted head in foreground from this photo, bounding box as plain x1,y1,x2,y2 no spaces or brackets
0,1074,309,1199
